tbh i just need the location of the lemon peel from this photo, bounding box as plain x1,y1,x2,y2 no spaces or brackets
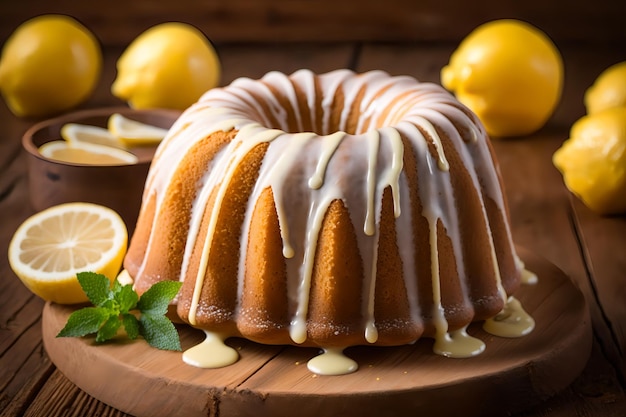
553,107,626,215
584,61,626,115
112,22,221,110
441,19,563,138
0,14,102,118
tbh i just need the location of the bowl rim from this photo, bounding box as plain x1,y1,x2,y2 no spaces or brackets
22,106,181,167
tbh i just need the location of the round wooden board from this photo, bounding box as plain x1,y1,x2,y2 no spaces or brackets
42,248,592,417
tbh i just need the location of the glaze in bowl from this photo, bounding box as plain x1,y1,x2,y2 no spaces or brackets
22,107,181,231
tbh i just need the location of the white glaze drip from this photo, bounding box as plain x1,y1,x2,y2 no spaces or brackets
515,254,539,285
483,297,535,337
433,327,486,358
365,129,380,236
308,131,345,190
307,347,358,376
182,331,239,368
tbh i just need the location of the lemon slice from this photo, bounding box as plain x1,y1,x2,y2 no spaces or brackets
61,122,126,149
39,140,138,165
8,202,128,304
108,113,169,146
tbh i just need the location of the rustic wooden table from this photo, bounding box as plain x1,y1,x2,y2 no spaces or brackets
1,41,625,416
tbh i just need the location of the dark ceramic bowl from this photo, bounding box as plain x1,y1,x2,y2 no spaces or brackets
22,107,181,231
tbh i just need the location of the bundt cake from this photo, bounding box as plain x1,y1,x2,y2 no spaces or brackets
123,69,535,375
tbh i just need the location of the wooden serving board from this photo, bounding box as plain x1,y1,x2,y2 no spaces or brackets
42,248,592,417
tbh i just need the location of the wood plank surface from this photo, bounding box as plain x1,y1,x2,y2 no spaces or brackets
41,249,592,417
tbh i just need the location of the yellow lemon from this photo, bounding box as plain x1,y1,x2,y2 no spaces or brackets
39,140,138,165
0,14,102,118
108,113,169,146
8,202,128,304
553,107,626,215
441,19,563,137
584,61,626,114
112,22,221,110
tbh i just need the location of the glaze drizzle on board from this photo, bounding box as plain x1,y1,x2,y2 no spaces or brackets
133,69,535,375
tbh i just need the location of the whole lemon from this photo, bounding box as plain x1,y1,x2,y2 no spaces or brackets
584,61,626,114
441,19,563,138
553,107,626,215
0,14,102,118
112,22,221,110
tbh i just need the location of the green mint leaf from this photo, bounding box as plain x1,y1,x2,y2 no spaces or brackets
59,272,182,351
122,313,140,340
77,272,112,306
96,315,122,342
137,281,182,316
115,283,139,313
139,314,181,351
57,306,110,338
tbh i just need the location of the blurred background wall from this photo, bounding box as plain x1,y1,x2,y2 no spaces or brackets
2,0,625,46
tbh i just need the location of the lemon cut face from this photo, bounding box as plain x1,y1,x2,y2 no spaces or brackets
8,203,128,304
108,113,169,145
39,140,138,165
61,123,126,149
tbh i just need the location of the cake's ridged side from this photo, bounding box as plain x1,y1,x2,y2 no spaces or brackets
374,187,423,345
231,78,282,131
484,195,521,296
435,125,505,321
307,199,367,347
177,142,269,333
483,138,522,296
125,130,236,294
124,193,156,281
435,218,475,330
400,131,439,335
238,186,292,345
401,125,478,337
344,85,367,134
262,77,299,133
328,86,345,134
289,76,313,133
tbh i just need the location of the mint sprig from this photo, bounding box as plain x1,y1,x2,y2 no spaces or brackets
57,271,182,351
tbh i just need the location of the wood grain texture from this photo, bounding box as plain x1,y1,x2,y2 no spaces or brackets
41,249,591,417
1,0,625,46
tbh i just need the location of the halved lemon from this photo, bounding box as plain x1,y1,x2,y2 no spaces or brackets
8,202,128,304
61,122,126,149
108,113,169,146
39,140,138,165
